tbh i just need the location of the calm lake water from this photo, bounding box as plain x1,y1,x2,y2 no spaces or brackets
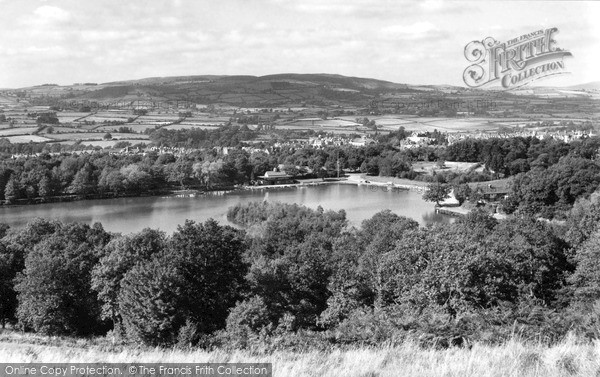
0,183,452,234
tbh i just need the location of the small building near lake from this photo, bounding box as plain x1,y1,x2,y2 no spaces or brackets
256,171,295,185
468,179,510,201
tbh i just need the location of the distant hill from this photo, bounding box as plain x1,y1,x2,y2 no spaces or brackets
14,73,432,108
506,81,600,98
564,81,600,91
102,73,408,90
103,73,407,90
10,73,598,108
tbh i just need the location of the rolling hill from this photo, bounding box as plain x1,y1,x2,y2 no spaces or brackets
5,74,599,108
9,74,430,108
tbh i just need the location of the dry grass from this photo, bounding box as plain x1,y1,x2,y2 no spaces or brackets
1,331,599,376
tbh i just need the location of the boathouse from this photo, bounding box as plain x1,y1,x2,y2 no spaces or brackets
257,171,295,185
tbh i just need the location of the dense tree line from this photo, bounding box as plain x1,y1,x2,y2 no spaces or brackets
3,196,600,348
0,139,91,156
505,156,600,218
0,141,434,204
147,126,258,148
0,148,276,202
0,218,247,346
445,136,600,177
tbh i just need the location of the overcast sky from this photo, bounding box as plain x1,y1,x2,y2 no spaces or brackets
0,0,598,88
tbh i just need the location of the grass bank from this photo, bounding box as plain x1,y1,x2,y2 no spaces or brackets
1,331,599,376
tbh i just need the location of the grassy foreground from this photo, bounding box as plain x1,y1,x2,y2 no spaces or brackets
1,331,600,376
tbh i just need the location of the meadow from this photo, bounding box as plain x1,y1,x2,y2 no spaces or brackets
0,331,598,377
0,127,39,136
5,135,53,143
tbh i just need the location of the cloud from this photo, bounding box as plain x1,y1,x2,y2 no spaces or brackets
380,22,441,41
270,0,472,19
271,0,370,14
33,5,71,22
0,0,596,88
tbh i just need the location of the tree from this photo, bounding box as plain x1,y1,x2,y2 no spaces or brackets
508,157,600,218
372,217,571,316
457,208,498,233
453,183,471,205
565,193,600,248
117,220,248,346
166,159,192,189
36,114,58,125
168,219,248,335
118,258,184,346
0,224,8,239
247,235,335,329
67,165,96,195
120,164,151,193
0,218,63,328
103,132,113,140
0,169,12,201
37,175,53,198
482,217,572,305
98,167,124,194
569,227,600,301
423,182,451,206
92,229,166,331
321,212,419,325
230,202,348,329
15,222,111,335
225,296,272,347
0,240,18,328
4,175,21,202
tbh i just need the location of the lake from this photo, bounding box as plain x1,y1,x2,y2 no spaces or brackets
0,183,452,234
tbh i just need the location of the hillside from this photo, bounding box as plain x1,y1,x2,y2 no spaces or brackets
3,74,598,113
566,81,600,91
7,74,433,108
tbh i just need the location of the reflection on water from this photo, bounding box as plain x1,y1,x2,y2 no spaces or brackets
0,183,453,234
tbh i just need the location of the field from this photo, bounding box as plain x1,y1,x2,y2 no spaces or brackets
56,112,95,123
86,115,131,123
0,331,598,377
412,161,481,175
5,135,53,143
43,132,107,141
332,116,535,133
77,139,149,147
95,124,159,133
0,127,39,136
272,115,532,134
0,72,597,148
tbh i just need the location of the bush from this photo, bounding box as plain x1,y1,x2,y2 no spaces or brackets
226,296,272,336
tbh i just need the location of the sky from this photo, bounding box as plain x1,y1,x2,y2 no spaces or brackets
0,0,598,88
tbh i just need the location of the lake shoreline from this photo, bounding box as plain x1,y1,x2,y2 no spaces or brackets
0,182,452,233
0,174,432,208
